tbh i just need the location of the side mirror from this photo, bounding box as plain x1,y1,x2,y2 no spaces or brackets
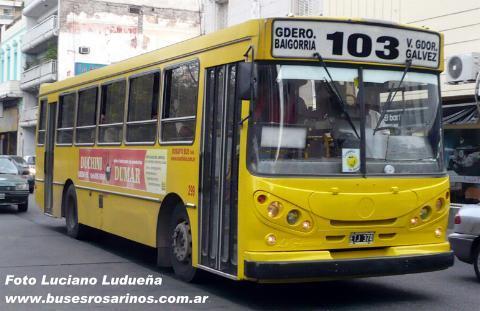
237,62,255,101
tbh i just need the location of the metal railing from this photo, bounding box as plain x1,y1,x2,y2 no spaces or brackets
21,15,58,52
20,59,57,90
19,105,38,123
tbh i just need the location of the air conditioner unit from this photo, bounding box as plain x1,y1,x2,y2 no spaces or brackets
78,47,90,55
446,52,480,84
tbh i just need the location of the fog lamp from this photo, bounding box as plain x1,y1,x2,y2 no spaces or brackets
266,234,277,245
267,201,281,218
410,217,419,226
435,228,442,238
286,210,300,225
419,206,431,220
302,220,311,231
435,198,444,211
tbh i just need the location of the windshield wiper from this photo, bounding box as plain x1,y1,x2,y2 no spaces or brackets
373,59,412,134
313,52,360,139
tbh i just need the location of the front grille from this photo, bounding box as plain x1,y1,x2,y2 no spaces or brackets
330,218,397,227
0,186,15,191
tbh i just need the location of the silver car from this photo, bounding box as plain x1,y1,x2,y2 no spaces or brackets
449,204,480,281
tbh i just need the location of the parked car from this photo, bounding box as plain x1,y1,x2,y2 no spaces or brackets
449,204,480,281
23,155,36,175
0,155,35,193
0,157,29,212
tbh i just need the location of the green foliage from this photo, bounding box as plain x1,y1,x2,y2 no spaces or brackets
44,45,57,61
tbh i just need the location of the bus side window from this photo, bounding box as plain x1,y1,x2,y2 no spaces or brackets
76,87,98,144
161,61,199,143
57,93,76,145
37,99,47,145
98,80,126,144
126,71,160,143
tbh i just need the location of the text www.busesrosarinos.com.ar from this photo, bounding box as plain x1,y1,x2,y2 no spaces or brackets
5,293,209,304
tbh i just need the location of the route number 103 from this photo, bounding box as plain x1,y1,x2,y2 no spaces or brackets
326,32,399,60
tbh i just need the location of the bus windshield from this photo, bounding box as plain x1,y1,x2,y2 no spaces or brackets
248,63,443,176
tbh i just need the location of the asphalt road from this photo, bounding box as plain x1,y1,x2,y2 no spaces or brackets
0,194,478,310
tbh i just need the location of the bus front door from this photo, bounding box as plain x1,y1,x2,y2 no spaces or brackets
44,102,56,215
200,64,240,276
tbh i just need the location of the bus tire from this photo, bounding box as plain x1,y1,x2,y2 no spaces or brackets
474,243,480,282
17,202,28,213
64,185,87,239
169,204,199,282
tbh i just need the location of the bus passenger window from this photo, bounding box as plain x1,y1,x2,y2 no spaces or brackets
76,87,98,144
161,61,199,142
57,93,76,144
126,72,160,143
37,99,47,145
98,80,126,144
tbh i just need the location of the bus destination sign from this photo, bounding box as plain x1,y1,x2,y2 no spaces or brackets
272,20,441,69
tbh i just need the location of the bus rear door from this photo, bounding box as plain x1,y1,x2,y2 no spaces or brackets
44,101,57,215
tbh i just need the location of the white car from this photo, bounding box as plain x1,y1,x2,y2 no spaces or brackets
449,204,480,281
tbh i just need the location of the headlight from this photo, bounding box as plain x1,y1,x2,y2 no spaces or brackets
15,183,28,191
286,209,300,225
29,167,36,175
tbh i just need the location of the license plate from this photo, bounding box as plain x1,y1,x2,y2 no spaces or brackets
349,232,375,245
0,193,5,199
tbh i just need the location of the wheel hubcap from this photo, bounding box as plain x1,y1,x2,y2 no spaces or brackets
172,221,191,263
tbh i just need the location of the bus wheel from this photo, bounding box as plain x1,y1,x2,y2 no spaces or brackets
64,185,87,239
169,205,198,282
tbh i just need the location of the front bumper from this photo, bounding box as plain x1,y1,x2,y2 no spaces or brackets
0,192,29,205
449,233,478,264
244,252,454,281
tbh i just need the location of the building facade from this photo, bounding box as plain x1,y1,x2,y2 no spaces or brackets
0,1,25,155
202,0,322,33
18,0,202,156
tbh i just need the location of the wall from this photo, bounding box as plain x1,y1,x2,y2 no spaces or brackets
0,104,17,132
203,0,323,33
57,0,201,80
323,0,401,22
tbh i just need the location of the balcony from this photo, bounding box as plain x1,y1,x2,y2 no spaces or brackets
20,59,57,91
22,15,58,53
0,14,13,25
23,0,57,18
0,80,21,101
19,105,38,128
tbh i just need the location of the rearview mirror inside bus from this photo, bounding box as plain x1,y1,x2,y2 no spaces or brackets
237,62,255,100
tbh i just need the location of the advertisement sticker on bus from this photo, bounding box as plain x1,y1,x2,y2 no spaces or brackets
78,148,167,194
272,20,441,68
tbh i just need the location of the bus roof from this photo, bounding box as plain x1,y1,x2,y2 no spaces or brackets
39,17,442,97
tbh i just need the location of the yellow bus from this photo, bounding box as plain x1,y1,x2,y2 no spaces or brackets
35,17,453,282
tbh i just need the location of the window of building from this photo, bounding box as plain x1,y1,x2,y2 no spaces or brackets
37,99,47,145
98,80,126,143
76,87,98,144
126,71,160,143
57,93,76,144
161,61,199,142
295,0,320,16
